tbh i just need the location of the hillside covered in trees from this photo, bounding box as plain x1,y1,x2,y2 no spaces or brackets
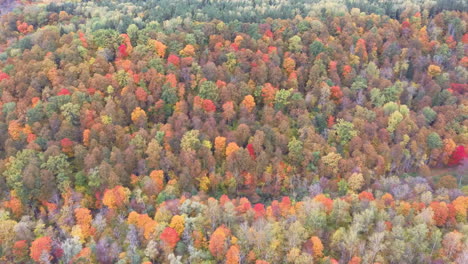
0,0,467,263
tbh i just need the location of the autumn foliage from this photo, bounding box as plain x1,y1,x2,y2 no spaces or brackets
102,186,129,209
160,227,180,249
13,240,29,260
209,226,230,259
226,245,240,264
448,146,468,166
0,1,466,263
30,237,52,262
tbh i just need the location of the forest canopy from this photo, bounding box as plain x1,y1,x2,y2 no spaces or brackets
0,0,467,263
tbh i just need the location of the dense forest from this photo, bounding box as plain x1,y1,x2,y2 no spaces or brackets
0,0,467,263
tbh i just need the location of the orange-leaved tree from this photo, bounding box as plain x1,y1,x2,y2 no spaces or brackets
102,186,130,210
160,227,180,250
30,236,52,262
209,225,231,260
226,245,240,264
75,208,95,240
310,236,324,258
241,95,256,112
128,211,157,240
